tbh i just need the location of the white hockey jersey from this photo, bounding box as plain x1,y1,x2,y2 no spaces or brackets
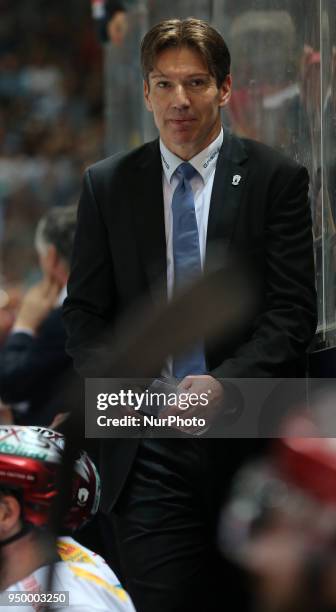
5,535,135,611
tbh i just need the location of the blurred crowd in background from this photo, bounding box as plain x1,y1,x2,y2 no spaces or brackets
0,0,104,327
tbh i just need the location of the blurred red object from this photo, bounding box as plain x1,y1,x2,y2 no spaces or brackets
276,430,336,507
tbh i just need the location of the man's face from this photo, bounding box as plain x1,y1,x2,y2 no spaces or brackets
144,46,231,159
107,11,128,46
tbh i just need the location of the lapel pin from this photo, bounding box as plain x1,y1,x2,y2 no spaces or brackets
232,174,241,186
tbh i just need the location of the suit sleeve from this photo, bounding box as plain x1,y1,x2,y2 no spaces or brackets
211,165,317,378
63,168,118,377
0,325,69,403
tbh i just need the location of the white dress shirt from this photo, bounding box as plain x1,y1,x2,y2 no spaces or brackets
160,128,223,299
160,129,223,376
8,535,136,612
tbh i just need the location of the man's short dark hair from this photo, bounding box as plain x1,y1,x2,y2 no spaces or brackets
141,18,231,87
35,205,77,266
0,486,22,506
105,1,126,21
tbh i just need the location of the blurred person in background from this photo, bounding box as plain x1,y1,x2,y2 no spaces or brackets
0,285,23,346
63,17,317,612
0,425,135,611
0,286,23,424
91,1,128,46
105,1,128,46
0,206,77,426
220,391,336,612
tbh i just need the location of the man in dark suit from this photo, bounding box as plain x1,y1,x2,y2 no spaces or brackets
0,206,77,426
63,18,317,612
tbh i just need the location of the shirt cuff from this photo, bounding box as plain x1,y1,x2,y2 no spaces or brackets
11,326,35,336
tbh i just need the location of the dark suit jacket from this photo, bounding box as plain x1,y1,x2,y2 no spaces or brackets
0,307,72,425
63,129,317,512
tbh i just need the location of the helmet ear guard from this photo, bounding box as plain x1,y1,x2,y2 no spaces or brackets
62,448,101,531
0,426,101,532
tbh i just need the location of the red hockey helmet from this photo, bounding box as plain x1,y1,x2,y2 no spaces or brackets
275,430,336,507
0,426,100,530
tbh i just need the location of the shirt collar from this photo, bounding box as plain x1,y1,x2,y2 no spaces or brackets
57,284,67,306
160,128,223,185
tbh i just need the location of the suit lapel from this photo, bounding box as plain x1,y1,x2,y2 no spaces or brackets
205,130,248,272
131,132,248,295
132,140,167,299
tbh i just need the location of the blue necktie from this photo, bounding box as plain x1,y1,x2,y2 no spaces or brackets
172,162,207,378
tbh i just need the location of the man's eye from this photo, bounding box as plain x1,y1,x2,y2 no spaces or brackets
157,81,170,88
189,79,205,87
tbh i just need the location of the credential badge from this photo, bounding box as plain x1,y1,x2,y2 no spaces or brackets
232,174,241,186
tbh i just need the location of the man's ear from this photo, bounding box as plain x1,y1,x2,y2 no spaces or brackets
218,74,232,108
0,495,21,538
47,244,58,268
143,80,153,112
40,244,59,282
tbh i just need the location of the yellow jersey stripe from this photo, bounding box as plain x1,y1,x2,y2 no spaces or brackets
69,565,128,602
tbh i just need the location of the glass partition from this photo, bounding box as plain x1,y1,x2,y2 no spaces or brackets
104,0,212,150
105,0,335,347
320,0,336,342
214,1,326,335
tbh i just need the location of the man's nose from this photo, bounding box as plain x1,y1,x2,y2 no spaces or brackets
172,84,191,108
